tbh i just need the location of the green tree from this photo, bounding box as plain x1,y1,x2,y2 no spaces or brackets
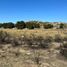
26,21,40,29
26,22,34,29
2,22,14,28
44,24,53,29
0,23,3,28
59,23,64,29
15,21,25,29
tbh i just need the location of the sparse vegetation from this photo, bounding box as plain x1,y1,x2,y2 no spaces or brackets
60,43,67,58
0,31,11,44
0,21,66,29
0,28,66,67
63,36,67,41
54,34,63,43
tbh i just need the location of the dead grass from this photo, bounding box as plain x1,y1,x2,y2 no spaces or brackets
0,29,66,67
0,29,67,37
0,44,67,67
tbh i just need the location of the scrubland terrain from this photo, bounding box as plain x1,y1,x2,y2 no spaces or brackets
0,29,67,67
1,29,67,37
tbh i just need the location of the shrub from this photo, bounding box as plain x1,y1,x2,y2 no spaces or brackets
25,22,35,29
60,43,67,58
59,23,64,29
15,21,25,29
63,36,67,41
11,37,22,47
0,34,23,47
39,36,53,48
32,36,44,48
63,43,67,48
24,35,52,48
24,36,36,47
44,36,53,43
60,48,67,57
54,34,63,43
0,23,3,28
44,24,53,29
2,22,14,28
0,31,11,44
25,22,40,29
34,51,41,66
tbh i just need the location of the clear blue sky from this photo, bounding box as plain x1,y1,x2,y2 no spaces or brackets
0,0,67,22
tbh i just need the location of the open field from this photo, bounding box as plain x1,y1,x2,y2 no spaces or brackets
0,44,67,67
0,29,67,37
0,29,67,67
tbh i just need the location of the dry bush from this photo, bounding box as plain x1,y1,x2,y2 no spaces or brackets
22,35,53,49
60,43,67,58
11,37,22,47
44,36,53,43
54,34,63,43
32,50,42,67
63,36,67,41
38,36,53,48
0,31,11,44
0,31,23,46
62,43,67,48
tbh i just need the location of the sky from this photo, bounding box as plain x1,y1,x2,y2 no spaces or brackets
0,0,67,22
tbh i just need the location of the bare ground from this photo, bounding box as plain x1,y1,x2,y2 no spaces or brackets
0,44,67,67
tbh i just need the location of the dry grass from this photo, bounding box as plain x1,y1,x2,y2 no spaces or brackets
0,44,67,67
0,29,67,37
0,29,67,67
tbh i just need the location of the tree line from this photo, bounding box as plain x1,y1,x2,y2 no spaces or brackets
0,21,65,29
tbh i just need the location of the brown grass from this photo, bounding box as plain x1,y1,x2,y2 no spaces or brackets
0,29,67,67
0,29,67,37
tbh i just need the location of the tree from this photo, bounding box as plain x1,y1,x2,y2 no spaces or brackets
0,23,3,28
26,21,40,29
59,23,64,29
26,22,34,29
15,21,25,29
44,24,53,29
2,22,14,28
33,23,40,28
